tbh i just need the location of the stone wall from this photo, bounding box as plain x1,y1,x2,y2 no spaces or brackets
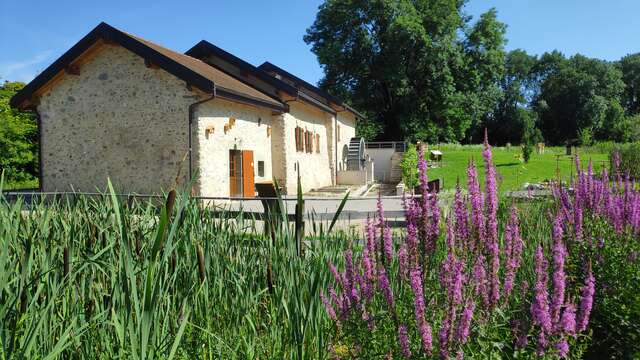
34,42,359,197
36,45,197,194
195,99,273,197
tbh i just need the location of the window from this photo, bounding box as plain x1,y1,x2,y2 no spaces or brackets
305,130,313,153
257,161,265,177
337,125,341,141
295,126,303,152
315,134,320,153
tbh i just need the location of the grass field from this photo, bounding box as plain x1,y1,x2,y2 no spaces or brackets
2,178,38,191
427,145,609,192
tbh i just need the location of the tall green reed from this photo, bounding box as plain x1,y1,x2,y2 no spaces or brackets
0,175,349,359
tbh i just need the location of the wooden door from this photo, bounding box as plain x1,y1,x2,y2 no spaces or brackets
241,150,255,197
229,150,242,197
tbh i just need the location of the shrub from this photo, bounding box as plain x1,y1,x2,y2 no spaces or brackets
400,144,427,189
321,137,640,359
522,142,533,163
578,127,594,146
610,142,640,179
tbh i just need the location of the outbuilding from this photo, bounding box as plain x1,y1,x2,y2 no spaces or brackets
11,22,365,197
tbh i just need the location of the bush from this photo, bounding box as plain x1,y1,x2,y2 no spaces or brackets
582,219,640,359
578,127,594,146
320,140,640,358
610,142,640,178
400,144,427,189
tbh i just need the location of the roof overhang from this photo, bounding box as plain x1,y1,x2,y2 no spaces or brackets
258,61,367,120
11,22,287,113
186,40,348,117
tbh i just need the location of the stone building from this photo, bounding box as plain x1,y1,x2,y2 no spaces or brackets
11,22,364,197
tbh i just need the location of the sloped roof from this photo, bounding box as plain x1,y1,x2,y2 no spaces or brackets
259,61,366,119
186,41,365,118
186,40,298,98
11,22,286,112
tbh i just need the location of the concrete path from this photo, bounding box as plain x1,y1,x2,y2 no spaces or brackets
223,196,406,220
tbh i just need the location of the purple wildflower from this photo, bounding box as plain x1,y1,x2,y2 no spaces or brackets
556,336,569,358
398,324,412,358
320,290,337,321
531,244,552,337
378,266,395,312
467,161,484,241
382,224,393,266
409,266,433,353
504,205,523,298
454,182,470,245
551,213,567,328
473,255,489,309
439,311,451,359
483,130,499,248
456,299,475,344
577,266,595,332
561,302,577,336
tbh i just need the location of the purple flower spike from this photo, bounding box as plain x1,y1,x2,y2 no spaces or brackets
456,299,475,344
551,213,567,328
561,302,577,337
504,206,523,298
320,290,337,321
556,336,569,358
409,266,433,353
531,244,552,337
378,266,395,312
577,265,595,332
398,324,412,358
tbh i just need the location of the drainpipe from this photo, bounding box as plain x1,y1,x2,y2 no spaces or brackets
188,88,216,183
334,114,338,185
34,107,43,191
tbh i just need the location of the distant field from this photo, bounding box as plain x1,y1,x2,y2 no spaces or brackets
427,145,609,192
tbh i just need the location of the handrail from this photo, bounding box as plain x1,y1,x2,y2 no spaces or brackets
365,141,407,152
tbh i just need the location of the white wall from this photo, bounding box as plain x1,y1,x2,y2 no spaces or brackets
195,98,274,197
280,102,334,194
365,148,396,183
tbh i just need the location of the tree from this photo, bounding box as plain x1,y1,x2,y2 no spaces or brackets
618,53,640,115
533,55,625,145
0,81,38,183
305,0,506,143
482,49,538,145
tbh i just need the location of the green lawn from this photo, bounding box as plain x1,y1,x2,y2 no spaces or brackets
1,178,39,191
427,145,609,192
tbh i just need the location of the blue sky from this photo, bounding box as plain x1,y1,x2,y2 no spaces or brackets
1,0,639,85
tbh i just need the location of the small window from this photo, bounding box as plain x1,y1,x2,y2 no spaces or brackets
295,127,303,152
337,125,341,141
257,161,265,177
305,130,313,153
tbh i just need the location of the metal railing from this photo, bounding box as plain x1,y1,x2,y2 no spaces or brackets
365,141,407,152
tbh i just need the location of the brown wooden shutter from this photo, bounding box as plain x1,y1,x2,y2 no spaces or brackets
295,127,301,152
316,134,320,153
309,131,313,153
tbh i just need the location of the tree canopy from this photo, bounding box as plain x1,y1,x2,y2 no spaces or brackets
305,0,506,143
306,0,640,145
0,81,38,183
